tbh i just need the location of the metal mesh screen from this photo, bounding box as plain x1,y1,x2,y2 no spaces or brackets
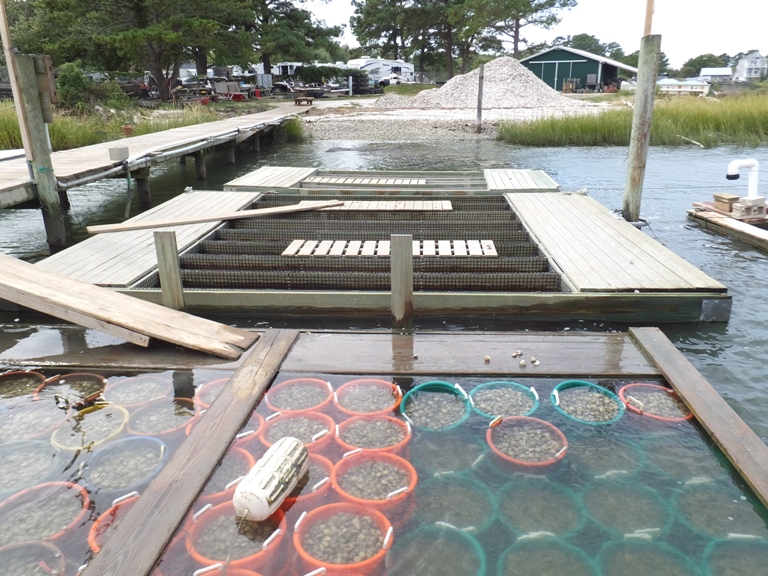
134,192,563,293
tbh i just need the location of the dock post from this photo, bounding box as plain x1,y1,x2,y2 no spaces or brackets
153,231,186,311
194,151,207,180
391,234,414,331
134,168,152,208
179,155,186,165
475,63,484,134
623,34,661,222
250,134,261,154
225,141,236,165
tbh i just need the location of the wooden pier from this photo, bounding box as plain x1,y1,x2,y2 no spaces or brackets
29,167,730,323
0,104,303,209
688,204,768,253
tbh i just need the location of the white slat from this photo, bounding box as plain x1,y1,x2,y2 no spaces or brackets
422,240,436,256
376,240,391,256
361,241,377,256
345,240,362,256
467,240,483,256
481,240,498,257
438,240,452,256
297,240,318,257
329,240,346,256
453,240,468,257
314,240,333,256
282,239,305,256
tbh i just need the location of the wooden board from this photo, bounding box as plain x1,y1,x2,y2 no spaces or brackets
86,200,343,233
224,166,318,189
299,200,453,211
0,253,257,359
281,239,498,258
688,208,768,253
629,327,768,510
37,191,262,287
281,331,659,377
507,193,727,293
484,169,560,191
82,329,298,576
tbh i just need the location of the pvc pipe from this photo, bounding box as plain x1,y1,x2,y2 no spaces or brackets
726,158,760,198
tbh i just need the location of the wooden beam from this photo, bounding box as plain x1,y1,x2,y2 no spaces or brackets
688,209,768,253
629,327,768,510
82,329,298,576
0,253,256,359
391,234,414,329
86,200,344,234
154,231,185,311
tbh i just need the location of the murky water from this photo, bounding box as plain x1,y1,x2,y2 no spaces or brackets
1,140,768,446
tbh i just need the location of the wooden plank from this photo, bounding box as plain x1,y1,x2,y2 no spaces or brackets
361,240,377,256
345,240,362,256
481,240,498,257
87,200,343,234
412,240,421,256
453,240,468,257
467,240,482,256
422,240,436,256
314,240,333,256
391,236,414,329
297,240,318,257
395,200,405,210
629,327,768,510
438,240,452,256
282,239,305,256
442,200,453,210
377,240,391,256
0,253,255,358
153,232,185,311
83,329,299,576
688,208,768,253
329,240,346,256
282,331,658,377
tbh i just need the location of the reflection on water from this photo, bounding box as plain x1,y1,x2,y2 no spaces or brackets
1,142,768,439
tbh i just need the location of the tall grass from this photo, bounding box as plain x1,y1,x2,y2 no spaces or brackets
0,101,222,151
276,118,306,143
498,94,768,148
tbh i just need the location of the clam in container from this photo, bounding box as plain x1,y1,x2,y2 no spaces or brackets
582,478,671,538
399,381,472,432
551,380,625,426
51,403,129,452
386,525,486,576
193,378,230,411
486,416,568,470
415,473,497,535
293,502,393,576
265,378,333,414
0,481,90,547
0,370,46,407
618,383,693,422
470,380,539,419
598,540,701,576
83,436,169,500
34,372,108,406
127,398,197,446
103,375,174,409
498,535,598,576
335,415,411,456
703,536,768,576
498,478,586,539
185,501,286,572
0,440,61,500
259,411,335,455
281,453,334,512
333,378,402,418
196,447,256,507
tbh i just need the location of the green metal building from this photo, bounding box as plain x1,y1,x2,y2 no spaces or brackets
520,46,638,92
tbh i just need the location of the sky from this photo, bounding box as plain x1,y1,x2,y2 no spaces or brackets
304,0,766,68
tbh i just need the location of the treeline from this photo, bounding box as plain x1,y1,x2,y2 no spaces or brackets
4,0,349,99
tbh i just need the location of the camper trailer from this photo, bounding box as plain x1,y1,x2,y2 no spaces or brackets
346,57,414,84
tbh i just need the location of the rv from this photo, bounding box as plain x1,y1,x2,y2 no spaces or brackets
346,57,414,84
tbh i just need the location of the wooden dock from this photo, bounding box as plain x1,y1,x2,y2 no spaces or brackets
31,168,730,323
0,104,302,209
688,205,768,253
224,166,560,193
70,327,768,575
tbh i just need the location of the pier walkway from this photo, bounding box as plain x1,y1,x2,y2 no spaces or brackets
0,103,303,209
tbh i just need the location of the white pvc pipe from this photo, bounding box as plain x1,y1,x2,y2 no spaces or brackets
726,158,760,198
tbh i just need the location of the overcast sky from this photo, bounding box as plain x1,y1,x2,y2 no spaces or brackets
305,0,766,68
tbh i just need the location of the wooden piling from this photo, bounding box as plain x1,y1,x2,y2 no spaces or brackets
475,63,484,134
194,150,207,180
225,141,236,165
250,134,261,153
153,231,186,311
391,234,414,330
134,168,151,208
178,155,186,165
622,34,661,223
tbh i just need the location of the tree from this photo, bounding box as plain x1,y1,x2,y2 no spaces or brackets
484,0,577,58
620,50,670,75
678,53,727,78
350,0,409,60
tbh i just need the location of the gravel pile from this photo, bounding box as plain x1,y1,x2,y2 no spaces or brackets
376,57,586,110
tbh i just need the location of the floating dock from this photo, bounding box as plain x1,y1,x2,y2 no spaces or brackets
688,202,768,253
29,166,730,323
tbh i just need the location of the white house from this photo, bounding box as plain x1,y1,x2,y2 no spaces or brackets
734,51,767,82
699,67,733,83
622,78,710,96
345,57,415,83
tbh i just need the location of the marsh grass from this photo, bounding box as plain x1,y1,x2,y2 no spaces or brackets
276,118,306,143
0,101,224,150
498,94,768,148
